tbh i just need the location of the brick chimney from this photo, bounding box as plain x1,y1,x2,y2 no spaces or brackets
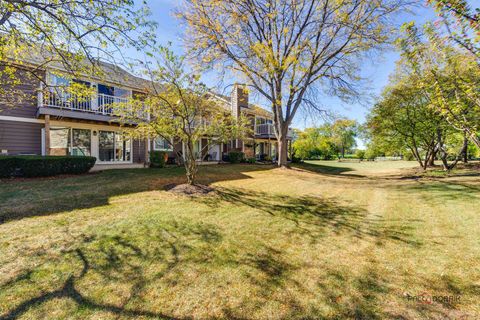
231,84,249,119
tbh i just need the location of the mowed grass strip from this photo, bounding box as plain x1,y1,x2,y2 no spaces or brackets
0,162,479,319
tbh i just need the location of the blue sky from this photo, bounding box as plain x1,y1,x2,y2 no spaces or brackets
138,0,441,131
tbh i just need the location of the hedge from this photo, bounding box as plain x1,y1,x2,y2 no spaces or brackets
228,151,245,164
0,156,96,178
150,151,168,168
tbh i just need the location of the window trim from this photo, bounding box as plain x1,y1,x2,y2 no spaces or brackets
98,130,133,163
49,126,92,157
153,137,173,152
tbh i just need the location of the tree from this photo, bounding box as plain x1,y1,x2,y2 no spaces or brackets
293,126,336,160
0,0,155,105
397,22,480,148
366,70,469,170
427,0,479,61
331,119,358,158
115,47,250,185
179,0,409,167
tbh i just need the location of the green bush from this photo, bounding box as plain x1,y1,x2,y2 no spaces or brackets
150,151,168,168
245,157,256,164
0,156,18,178
0,156,96,178
404,152,415,161
291,156,302,163
355,150,366,160
228,151,244,164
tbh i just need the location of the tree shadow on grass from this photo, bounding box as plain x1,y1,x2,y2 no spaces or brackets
199,187,423,247
292,162,367,178
1,214,474,319
393,180,480,203
0,164,271,224
0,220,224,320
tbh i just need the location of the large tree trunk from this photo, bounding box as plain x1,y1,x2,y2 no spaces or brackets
436,129,468,171
184,140,197,185
462,134,468,163
427,148,436,166
277,125,289,168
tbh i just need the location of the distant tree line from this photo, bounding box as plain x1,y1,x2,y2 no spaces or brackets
293,119,359,160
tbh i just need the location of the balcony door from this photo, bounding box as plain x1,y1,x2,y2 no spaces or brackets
98,131,132,163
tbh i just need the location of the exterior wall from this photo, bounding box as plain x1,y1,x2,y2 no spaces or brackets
0,119,43,155
149,137,183,164
243,139,255,158
132,139,146,164
0,117,147,165
230,84,248,118
0,67,44,119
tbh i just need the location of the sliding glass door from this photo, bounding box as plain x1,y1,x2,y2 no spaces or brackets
71,129,91,156
99,131,115,161
99,131,131,162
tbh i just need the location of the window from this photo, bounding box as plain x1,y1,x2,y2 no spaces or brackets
72,129,91,156
99,131,114,161
99,131,131,162
193,140,201,160
255,117,266,125
154,137,173,151
98,84,114,96
114,87,131,99
48,74,70,87
115,133,131,161
50,128,70,156
49,127,91,156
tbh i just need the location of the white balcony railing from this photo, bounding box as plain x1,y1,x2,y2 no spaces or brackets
255,123,293,137
40,90,129,116
255,123,275,135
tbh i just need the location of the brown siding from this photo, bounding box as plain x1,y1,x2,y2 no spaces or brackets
132,138,146,164
0,67,44,119
0,120,43,155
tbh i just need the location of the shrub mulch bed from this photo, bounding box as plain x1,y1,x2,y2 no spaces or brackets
164,183,214,196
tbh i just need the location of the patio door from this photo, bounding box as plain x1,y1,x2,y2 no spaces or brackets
98,131,132,162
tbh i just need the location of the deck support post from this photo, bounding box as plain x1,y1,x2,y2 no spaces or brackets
44,114,50,156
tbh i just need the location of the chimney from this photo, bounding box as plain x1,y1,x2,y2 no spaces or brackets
231,83,249,119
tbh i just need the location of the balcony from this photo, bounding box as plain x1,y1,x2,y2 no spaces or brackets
37,89,138,122
40,90,128,116
255,123,293,138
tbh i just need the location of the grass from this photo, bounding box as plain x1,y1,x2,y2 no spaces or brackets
0,161,479,319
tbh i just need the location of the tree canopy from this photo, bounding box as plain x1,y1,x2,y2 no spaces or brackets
179,0,409,167
293,119,358,160
0,0,155,105
114,46,250,185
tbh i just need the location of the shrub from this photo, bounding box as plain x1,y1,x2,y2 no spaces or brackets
291,156,302,163
404,152,415,161
150,151,168,168
246,157,256,164
228,151,244,163
355,149,366,160
0,156,18,178
0,156,96,178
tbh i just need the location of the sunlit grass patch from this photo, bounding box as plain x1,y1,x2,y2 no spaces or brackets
0,162,479,319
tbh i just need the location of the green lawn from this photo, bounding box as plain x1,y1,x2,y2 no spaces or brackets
0,161,479,319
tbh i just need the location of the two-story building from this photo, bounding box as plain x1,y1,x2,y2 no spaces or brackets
214,84,293,162
0,60,153,170
0,60,291,168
